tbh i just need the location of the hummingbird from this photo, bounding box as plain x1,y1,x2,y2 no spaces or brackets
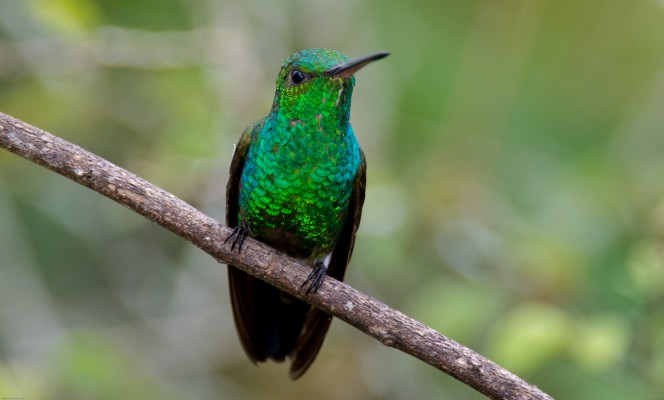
225,48,388,379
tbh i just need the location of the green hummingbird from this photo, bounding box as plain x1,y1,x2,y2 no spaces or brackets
225,48,388,379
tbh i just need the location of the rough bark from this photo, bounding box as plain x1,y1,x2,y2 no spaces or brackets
0,111,553,400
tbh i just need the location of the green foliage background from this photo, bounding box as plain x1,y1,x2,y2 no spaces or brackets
1,0,663,398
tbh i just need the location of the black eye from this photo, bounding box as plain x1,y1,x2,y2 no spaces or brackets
290,69,306,85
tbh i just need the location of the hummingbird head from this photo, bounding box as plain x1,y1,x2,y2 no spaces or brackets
272,49,389,124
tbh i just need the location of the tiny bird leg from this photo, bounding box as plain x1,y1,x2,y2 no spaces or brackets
224,225,248,252
301,260,328,295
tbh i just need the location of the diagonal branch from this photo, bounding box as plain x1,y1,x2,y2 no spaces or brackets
0,111,554,400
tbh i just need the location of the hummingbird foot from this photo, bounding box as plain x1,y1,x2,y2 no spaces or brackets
224,225,248,252
301,260,327,295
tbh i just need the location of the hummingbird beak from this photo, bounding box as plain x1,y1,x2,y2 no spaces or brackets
324,51,390,79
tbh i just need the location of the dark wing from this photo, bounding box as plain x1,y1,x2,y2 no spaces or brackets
226,120,258,227
226,119,267,363
288,150,367,379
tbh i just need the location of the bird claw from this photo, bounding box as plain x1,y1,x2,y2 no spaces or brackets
224,226,248,252
301,261,327,295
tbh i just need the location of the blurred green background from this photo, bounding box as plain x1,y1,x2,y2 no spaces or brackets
1,0,663,398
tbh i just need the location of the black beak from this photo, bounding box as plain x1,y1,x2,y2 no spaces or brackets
324,51,390,78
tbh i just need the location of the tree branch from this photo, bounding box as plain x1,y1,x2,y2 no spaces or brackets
0,111,553,400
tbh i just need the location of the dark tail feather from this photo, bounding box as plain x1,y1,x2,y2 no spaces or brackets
288,309,333,379
228,266,310,363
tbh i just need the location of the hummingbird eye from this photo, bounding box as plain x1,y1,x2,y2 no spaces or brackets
289,69,307,85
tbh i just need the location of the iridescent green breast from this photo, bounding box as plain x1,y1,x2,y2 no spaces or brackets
238,116,361,258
